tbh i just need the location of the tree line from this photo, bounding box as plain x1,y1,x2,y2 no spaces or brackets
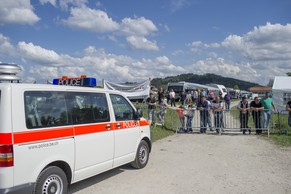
151,73,261,91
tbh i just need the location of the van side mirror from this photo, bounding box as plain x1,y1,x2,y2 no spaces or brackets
134,108,143,120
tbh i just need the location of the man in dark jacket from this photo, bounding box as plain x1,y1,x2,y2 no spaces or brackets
250,97,264,134
237,96,250,134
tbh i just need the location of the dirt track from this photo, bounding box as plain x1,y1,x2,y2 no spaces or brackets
69,133,291,194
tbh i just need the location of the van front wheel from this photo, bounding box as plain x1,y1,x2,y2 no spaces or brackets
34,166,68,194
131,140,149,169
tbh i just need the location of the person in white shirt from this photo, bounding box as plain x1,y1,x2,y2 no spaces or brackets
169,89,176,107
157,96,169,126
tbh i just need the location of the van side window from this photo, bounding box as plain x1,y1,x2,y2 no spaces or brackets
110,94,134,121
25,91,69,129
67,92,110,124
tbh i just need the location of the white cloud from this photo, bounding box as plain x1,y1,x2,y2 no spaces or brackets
0,34,278,85
39,0,57,7
170,0,192,12
190,41,203,47
120,17,159,51
126,36,159,51
0,34,15,56
185,23,291,84
63,6,119,33
188,57,260,84
59,0,88,10
18,42,61,65
62,5,159,51
189,41,221,53
164,24,170,32
222,23,291,61
156,56,171,64
172,49,185,56
0,0,40,25
120,17,158,36
9,41,183,83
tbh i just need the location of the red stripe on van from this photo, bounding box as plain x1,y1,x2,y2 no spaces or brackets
74,123,112,135
13,127,74,144
7,120,149,145
139,120,150,126
0,133,13,144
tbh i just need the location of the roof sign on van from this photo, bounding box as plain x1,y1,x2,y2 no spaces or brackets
52,75,96,87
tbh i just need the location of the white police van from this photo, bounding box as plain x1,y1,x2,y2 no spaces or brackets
0,75,151,194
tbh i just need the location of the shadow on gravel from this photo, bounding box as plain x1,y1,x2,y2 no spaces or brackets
68,163,139,193
177,130,263,136
68,168,123,193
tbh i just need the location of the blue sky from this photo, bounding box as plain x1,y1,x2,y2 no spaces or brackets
0,0,291,86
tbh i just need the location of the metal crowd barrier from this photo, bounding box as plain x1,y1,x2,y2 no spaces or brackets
277,110,291,135
141,103,291,137
168,107,273,136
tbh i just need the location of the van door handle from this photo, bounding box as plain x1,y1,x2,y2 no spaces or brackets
105,124,111,130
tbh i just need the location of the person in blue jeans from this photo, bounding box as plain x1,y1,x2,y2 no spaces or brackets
211,96,224,133
197,96,209,133
176,105,186,133
186,103,195,133
260,92,277,129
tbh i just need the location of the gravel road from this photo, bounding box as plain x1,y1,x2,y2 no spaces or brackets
69,133,291,194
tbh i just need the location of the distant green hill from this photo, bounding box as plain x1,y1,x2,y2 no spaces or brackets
151,73,261,91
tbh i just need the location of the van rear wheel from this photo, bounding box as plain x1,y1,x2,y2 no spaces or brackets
34,166,68,194
131,140,149,169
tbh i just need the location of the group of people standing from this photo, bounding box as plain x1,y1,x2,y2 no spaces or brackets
237,91,277,135
147,88,291,135
176,95,225,134
146,92,169,126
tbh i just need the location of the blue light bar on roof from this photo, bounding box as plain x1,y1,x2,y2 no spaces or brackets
52,76,97,87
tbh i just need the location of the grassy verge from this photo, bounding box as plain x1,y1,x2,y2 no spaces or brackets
268,135,291,147
134,103,176,142
146,109,176,142
268,113,291,146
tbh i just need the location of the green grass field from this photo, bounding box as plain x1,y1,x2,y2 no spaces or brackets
134,103,176,142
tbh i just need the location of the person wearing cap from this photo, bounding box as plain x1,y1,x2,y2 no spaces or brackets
237,96,251,134
260,91,277,129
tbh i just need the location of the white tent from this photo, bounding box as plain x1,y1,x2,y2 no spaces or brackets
103,79,150,101
272,76,291,112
